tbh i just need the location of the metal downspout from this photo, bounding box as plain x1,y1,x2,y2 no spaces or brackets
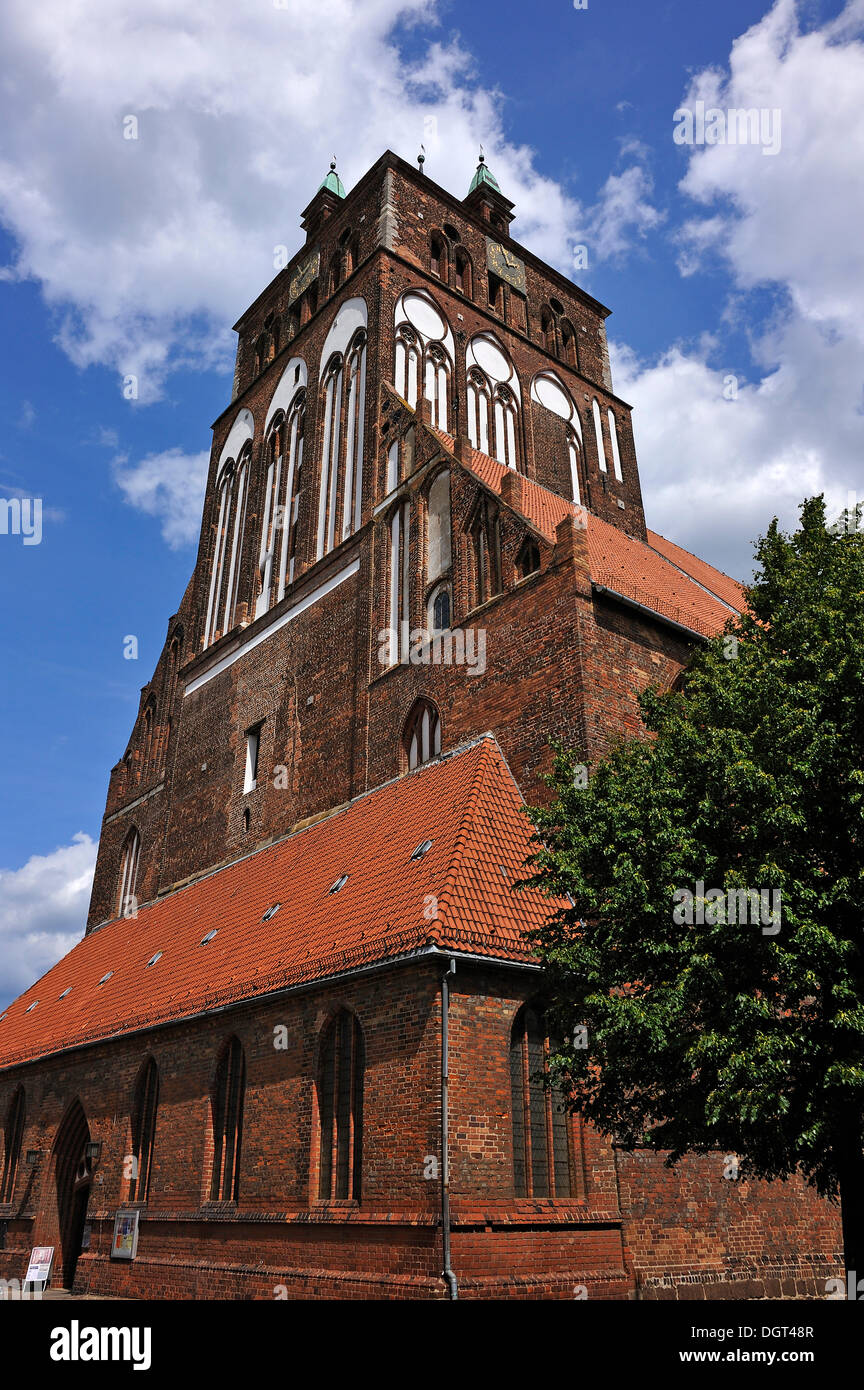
441,956,458,1299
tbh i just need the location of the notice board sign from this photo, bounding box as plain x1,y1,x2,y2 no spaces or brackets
110,1210,140,1260
24,1246,54,1288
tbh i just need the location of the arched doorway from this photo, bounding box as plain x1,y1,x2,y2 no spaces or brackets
53,1099,92,1289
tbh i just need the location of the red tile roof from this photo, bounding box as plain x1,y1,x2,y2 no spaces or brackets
0,739,552,1072
433,431,742,638
646,529,747,613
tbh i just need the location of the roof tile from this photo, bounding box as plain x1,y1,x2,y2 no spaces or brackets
0,739,552,1071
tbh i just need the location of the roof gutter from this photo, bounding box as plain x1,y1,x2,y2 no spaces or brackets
0,945,540,1077
592,583,712,644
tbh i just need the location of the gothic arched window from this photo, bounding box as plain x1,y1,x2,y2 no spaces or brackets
510,1005,577,1198
517,537,541,579
454,249,472,299
140,701,155,781
467,369,492,455
426,469,451,583
607,408,624,482
1,1086,25,1203
386,500,410,667
327,251,341,297
591,397,607,474
560,318,578,368
117,828,140,919
427,583,451,634
255,418,285,619
210,1037,245,1203
395,325,421,407
316,331,367,559
165,632,182,715
466,334,521,465
425,342,451,431
404,699,441,770
129,1059,159,1203
204,448,250,645
394,291,453,429
277,389,306,598
317,353,344,558
317,1011,364,1201
567,428,583,506
342,331,367,542
540,308,556,355
430,232,447,281
493,385,519,469
469,494,501,607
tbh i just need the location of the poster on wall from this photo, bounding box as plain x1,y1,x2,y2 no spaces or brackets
24,1246,54,1288
110,1210,140,1261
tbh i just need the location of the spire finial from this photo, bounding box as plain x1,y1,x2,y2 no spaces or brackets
418,144,426,173
318,157,346,199
467,145,500,196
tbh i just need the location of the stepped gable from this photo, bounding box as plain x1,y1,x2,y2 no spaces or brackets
0,737,553,1072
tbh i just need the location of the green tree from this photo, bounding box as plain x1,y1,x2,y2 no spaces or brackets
522,497,864,1287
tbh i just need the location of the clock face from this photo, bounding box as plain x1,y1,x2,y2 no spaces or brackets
486,239,526,293
288,250,320,305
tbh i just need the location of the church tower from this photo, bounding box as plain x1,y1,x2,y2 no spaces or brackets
86,149,655,929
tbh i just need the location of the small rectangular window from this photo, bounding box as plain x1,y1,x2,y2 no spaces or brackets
244,725,261,793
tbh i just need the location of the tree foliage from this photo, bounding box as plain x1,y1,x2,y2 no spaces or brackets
521,498,864,1210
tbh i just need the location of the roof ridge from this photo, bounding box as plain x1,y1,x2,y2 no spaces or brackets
646,527,742,586
644,530,744,615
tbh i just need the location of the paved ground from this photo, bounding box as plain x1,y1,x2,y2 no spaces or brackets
2,1286,132,1300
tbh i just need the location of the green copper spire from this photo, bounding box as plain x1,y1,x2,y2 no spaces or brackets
318,158,346,198
468,150,500,194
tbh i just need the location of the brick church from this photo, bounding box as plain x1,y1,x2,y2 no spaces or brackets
0,150,841,1299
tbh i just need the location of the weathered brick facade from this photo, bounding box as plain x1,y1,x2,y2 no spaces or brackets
0,151,842,1299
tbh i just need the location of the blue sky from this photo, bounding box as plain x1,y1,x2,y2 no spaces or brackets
0,0,861,1006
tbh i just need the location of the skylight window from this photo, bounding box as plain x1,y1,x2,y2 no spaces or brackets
262,903,281,922
0,1013,7,1023
328,874,349,894
410,840,433,861
59,988,72,1000
98,972,114,985
201,929,218,945
25,1001,38,1013
146,951,163,967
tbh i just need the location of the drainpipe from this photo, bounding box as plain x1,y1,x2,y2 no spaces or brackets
441,956,458,1300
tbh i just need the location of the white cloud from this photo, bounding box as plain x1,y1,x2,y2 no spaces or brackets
113,447,209,549
0,0,858,580
0,0,612,400
0,834,96,1009
588,163,664,261
616,0,864,579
